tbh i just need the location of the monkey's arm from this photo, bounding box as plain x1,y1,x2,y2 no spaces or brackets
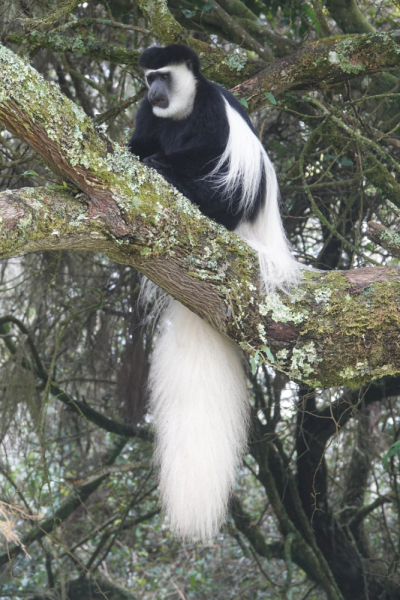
128,136,159,161
128,100,160,160
144,145,223,173
142,153,171,170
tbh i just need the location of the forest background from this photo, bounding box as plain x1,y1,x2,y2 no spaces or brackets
1,0,400,599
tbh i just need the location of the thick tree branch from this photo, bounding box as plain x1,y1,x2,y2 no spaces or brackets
22,0,81,32
230,496,321,582
5,31,142,67
325,0,375,34
1,45,400,388
232,31,400,111
349,496,392,529
367,221,400,259
135,0,264,87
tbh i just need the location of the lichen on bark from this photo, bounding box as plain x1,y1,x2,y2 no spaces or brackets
2,43,400,389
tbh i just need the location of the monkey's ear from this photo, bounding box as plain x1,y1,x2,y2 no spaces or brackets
186,58,200,74
184,49,200,73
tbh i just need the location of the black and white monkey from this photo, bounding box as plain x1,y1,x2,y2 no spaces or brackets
129,44,300,542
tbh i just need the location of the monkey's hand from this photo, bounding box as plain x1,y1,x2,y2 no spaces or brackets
142,153,171,172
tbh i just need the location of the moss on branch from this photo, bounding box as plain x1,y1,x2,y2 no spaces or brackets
1,45,400,389
232,31,400,112
135,0,264,87
5,31,142,66
367,221,400,259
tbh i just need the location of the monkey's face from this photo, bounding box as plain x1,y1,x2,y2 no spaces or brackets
146,71,170,110
144,64,197,120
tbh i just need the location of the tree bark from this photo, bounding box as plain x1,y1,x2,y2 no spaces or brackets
1,44,400,388
231,31,400,111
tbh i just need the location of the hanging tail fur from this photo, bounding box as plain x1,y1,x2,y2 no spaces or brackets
148,299,249,542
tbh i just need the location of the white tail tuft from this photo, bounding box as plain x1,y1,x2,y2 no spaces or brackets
149,299,249,542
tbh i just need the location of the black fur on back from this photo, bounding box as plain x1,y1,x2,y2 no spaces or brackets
139,44,201,73
129,45,265,231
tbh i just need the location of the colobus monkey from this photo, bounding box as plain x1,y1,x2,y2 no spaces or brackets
129,44,300,542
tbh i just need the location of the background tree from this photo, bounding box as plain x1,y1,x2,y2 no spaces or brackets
1,1,400,599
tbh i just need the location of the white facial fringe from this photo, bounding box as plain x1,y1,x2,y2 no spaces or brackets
147,65,197,120
148,299,249,543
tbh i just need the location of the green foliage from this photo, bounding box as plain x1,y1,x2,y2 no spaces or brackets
265,92,277,105
383,440,400,469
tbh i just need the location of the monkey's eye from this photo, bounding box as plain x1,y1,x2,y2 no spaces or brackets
147,74,155,85
161,74,168,81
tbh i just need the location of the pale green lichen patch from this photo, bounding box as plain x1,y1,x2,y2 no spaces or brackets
338,360,397,386
289,341,320,380
223,53,247,73
379,228,400,248
288,286,307,302
331,38,366,74
328,51,340,64
259,292,309,324
277,349,289,361
257,323,268,344
69,213,89,227
339,365,358,380
314,288,332,304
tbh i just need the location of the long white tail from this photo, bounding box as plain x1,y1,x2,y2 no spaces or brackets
149,299,249,542
147,98,301,542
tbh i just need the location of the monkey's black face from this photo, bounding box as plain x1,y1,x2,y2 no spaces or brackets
146,72,170,110
144,64,197,120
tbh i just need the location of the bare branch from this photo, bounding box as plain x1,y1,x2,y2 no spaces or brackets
0,437,127,567
0,307,148,439
210,1,274,62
